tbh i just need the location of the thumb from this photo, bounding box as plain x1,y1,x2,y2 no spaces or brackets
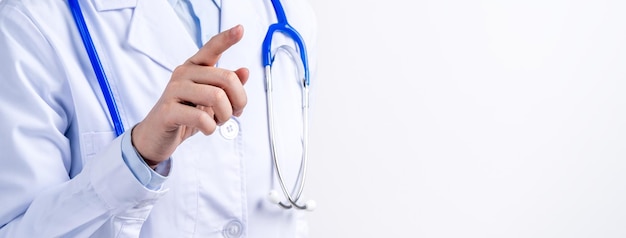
186,25,244,66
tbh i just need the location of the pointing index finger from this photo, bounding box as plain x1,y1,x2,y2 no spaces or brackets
186,25,244,66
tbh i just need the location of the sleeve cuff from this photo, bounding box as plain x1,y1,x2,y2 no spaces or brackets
121,130,170,190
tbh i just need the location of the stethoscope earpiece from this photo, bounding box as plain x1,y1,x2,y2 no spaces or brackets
268,190,282,204
304,200,316,211
268,191,316,211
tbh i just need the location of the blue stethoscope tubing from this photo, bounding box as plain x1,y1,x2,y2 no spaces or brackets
262,0,314,211
69,0,314,211
262,0,310,86
69,0,124,136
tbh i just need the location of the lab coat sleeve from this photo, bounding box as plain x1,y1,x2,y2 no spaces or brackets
0,2,166,237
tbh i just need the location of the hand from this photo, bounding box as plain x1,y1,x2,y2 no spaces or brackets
132,25,249,167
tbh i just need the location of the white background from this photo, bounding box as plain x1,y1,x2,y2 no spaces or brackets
306,0,626,237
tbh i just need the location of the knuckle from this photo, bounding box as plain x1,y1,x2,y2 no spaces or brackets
220,70,238,85
171,65,188,80
212,88,227,102
167,80,183,91
196,109,211,122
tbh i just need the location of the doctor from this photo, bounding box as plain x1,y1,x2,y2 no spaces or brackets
0,0,317,236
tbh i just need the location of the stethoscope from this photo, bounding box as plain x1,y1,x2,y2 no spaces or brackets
68,0,315,211
262,0,316,211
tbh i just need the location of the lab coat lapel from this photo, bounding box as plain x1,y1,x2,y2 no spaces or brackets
126,0,198,71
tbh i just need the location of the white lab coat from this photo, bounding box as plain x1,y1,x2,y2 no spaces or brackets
0,0,317,237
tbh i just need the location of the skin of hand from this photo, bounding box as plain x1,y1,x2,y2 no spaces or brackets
131,25,249,168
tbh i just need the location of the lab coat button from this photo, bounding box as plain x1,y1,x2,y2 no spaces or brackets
222,220,244,238
219,119,239,140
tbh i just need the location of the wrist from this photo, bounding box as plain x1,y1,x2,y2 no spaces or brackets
131,123,164,169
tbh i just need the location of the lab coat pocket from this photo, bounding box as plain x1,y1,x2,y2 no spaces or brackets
81,131,117,164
